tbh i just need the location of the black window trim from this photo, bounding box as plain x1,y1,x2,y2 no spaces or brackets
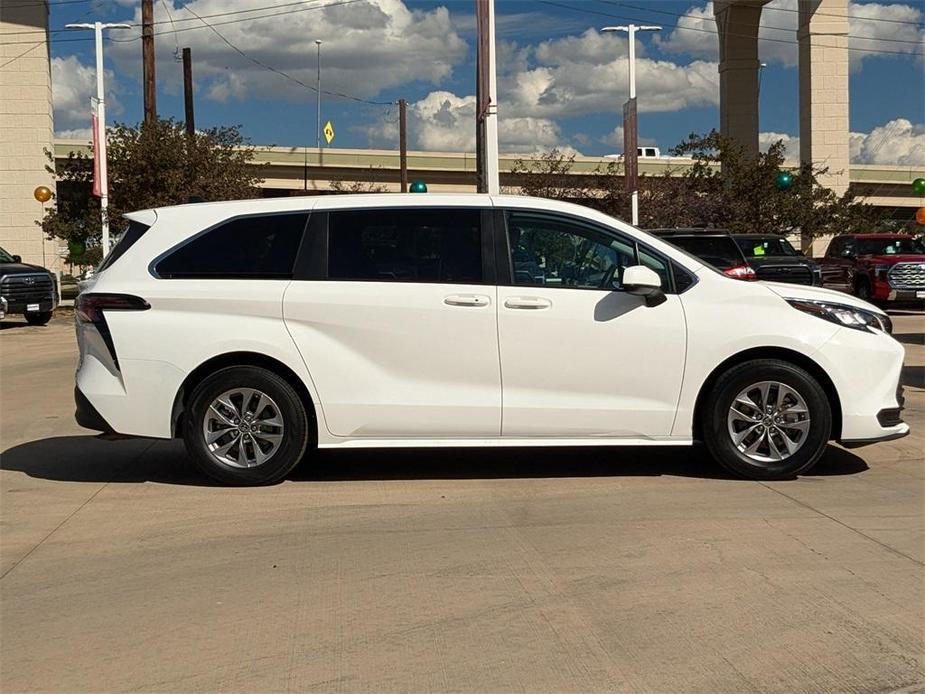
497,208,695,295
150,209,311,280
296,206,496,286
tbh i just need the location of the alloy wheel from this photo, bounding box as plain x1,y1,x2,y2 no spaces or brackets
202,388,285,468
726,381,811,463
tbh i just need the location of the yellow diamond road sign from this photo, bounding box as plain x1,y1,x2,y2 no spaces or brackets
323,121,335,145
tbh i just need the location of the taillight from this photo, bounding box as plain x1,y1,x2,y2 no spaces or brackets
76,293,150,323
723,264,758,281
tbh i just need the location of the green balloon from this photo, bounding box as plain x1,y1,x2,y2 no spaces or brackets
775,171,794,191
68,240,86,257
913,178,925,195
409,180,428,193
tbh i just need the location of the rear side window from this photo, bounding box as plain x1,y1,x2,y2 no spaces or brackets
328,208,482,283
156,213,308,279
98,220,150,272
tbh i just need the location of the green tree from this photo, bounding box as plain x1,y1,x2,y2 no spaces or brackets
667,130,877,237
41,118,264,266
509,132,882,238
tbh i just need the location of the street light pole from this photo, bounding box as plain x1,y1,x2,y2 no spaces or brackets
65,21,130,258
315,39,322,154
602,24,660,227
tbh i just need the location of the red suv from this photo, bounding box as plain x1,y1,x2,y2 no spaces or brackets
819,234,925,303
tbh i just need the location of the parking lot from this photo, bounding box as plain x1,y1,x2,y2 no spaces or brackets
1,311,923,692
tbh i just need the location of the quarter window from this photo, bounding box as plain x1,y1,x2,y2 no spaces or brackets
506,212,636,290
328,208,483,283
156,213,308,279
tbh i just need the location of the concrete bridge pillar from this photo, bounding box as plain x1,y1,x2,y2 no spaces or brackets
714,0,767,158
798,0,850,197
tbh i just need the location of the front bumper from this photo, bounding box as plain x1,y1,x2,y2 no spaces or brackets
813,326,910,442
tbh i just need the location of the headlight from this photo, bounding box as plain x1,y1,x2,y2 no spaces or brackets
786,299,892,334
873,264,890,280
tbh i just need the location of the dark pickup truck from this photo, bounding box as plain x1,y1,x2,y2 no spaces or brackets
819,234,925,303
0,246,58,325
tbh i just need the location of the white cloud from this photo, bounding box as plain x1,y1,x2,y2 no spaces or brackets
759,131,800,161
503,29,719,118
760,119,925,165
358,90,572,154
850,118,925,164
50,56,121,134
108,0,468,104
56,128,93,141
655,0,925,70
601,126,658,150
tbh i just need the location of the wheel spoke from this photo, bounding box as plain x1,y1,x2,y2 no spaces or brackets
744,430,766,454
767,432,784,460
774,427,800,455
733,423,760,446
206,426,235,444
212,433,241,459
208,404,236,428
757,382,772,411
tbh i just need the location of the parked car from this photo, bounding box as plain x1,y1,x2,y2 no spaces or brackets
0,246,58,325
731,234,821,286
649,229,757,280
75,195,907,485
819,234,925,303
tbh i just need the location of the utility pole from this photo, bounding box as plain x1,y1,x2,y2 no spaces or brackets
142,0,157,124
602,24,660,226
183,48,194,137
399,99,408,193
475,0,499,195
65,21,130,258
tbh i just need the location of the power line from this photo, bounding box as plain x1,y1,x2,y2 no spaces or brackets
177,1,392,105
613,1,925,46
1,0,342,36
538,0,923,58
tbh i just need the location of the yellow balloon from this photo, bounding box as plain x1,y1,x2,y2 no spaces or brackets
33,185,52,203
916,207,925,226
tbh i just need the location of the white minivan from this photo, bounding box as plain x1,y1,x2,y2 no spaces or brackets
75,194,908,485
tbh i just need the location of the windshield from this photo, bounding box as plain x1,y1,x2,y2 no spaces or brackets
0,247,14,263
857,237,924,256
735,237,800,258
664,236,743,270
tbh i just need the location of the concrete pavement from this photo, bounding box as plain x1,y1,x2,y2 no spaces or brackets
1,311,923,692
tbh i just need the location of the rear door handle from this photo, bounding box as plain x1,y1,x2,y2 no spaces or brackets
504,297,552,310
444,294,490,307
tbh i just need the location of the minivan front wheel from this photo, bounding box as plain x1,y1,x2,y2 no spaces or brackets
702,359,832,480
183,366,310,485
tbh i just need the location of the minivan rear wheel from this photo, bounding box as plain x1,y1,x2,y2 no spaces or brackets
702,359,832,480
183,366,310,485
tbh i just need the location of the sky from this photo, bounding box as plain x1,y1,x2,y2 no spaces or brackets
26,0,925,163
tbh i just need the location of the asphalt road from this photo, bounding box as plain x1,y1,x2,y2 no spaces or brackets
1,310,923,693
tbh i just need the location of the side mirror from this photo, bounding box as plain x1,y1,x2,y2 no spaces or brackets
623,265,667,307
12,255,21,263
841,248,855,259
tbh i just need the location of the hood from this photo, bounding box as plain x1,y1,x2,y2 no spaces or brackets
860,254,925,265
761,281,884,313
0,262,52,277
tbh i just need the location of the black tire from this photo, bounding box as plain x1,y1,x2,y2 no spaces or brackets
702,359,832,480
24,310,52,326
182,366,311,485
855,278,872,302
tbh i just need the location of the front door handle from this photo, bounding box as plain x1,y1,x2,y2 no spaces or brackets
504,296,552,310
444,294,490,307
